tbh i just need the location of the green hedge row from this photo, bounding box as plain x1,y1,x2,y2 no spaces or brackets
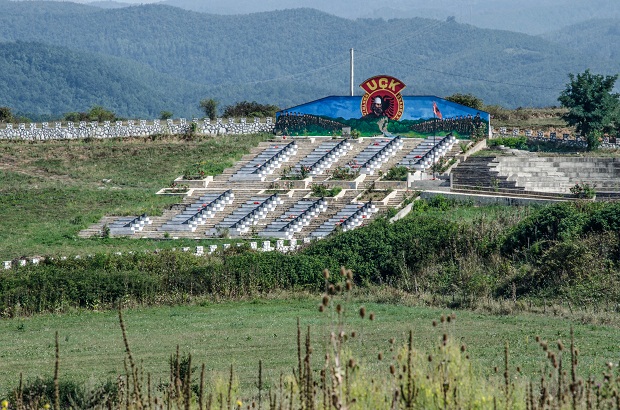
2,200,619,316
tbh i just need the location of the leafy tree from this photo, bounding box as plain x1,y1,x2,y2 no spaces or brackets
558,69,620,151
0,106,14,123
88,105,116,122
199,98,219,120
222,101,280,118
64,111,89,122
445,93,484,110
64,105,116,122
483,104,510,121
160,110,173,120
612,103,620,138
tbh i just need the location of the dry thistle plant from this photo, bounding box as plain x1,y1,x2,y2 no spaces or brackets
11,277,620,409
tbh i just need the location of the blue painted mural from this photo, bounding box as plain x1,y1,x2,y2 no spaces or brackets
275,95,490,138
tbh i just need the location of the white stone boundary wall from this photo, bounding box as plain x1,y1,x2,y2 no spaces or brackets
0,117,275,141
2,238,316,270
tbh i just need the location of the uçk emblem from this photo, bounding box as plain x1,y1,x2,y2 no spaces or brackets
360,75,406,120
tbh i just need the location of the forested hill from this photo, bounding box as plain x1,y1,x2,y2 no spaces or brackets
540,19,620,61
0,41,207,118
0,1,619,118
159,0,620,36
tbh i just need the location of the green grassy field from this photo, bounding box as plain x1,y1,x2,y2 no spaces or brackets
0,134,272,259
1,296,619,398
2,131,620,408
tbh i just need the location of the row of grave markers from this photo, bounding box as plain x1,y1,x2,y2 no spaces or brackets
491,127,619,146
2,238,307,270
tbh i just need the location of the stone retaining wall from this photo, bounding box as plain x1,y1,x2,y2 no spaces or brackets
0,117,275,140
491,126,620,149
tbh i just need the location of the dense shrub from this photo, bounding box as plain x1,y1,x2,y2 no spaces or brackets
499,203,588,257
14,377,118,409
382,166,409,181
584,202,620,232
2,201,620,315
487,136,528,150
221,101,279,118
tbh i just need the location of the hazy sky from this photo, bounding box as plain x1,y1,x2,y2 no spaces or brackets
38,0,620,35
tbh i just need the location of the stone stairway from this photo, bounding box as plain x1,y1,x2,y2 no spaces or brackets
329,138,373,169
451,156,520,190
385,190,408,209
211,143,274,183
446,142,466,160
77,216,119,238
493,156,620,193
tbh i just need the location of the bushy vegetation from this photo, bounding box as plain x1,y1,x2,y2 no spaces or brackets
310,184,342,197
63,105,118,123
487,136,528,150
558,70,620,151
328,166,359,181
199,98,218,121
222,101,280,119
445,93,484,110
2,199,619,316
382,166,409,181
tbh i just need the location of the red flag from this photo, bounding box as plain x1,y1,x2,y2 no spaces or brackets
433,101,442,120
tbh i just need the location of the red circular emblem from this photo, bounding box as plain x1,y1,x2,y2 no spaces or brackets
359,75,406,121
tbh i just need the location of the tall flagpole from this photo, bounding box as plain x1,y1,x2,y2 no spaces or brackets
433,110,436,180
350,48,354,96
431,101,442,180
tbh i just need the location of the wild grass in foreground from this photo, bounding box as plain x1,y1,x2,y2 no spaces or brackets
3,271,620,409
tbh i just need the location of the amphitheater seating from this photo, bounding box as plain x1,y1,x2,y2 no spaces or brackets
230,141,298,181
309,201,378,239
347,137,403,175
259,198,328,239
207,194,283,237
160,190,234,232
398,135,456,170
292,139,351,176
450,156,520,190
492,156,620,194
108,214,152,235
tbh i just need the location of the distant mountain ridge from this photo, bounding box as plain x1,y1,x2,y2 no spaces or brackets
88,1,134,9
0,2,619,118
158,0,620,35
541,18,620,61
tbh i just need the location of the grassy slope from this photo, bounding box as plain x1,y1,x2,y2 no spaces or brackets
0,126,555,260
0,134,271,259
1,298,618,396
1,130,620,402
